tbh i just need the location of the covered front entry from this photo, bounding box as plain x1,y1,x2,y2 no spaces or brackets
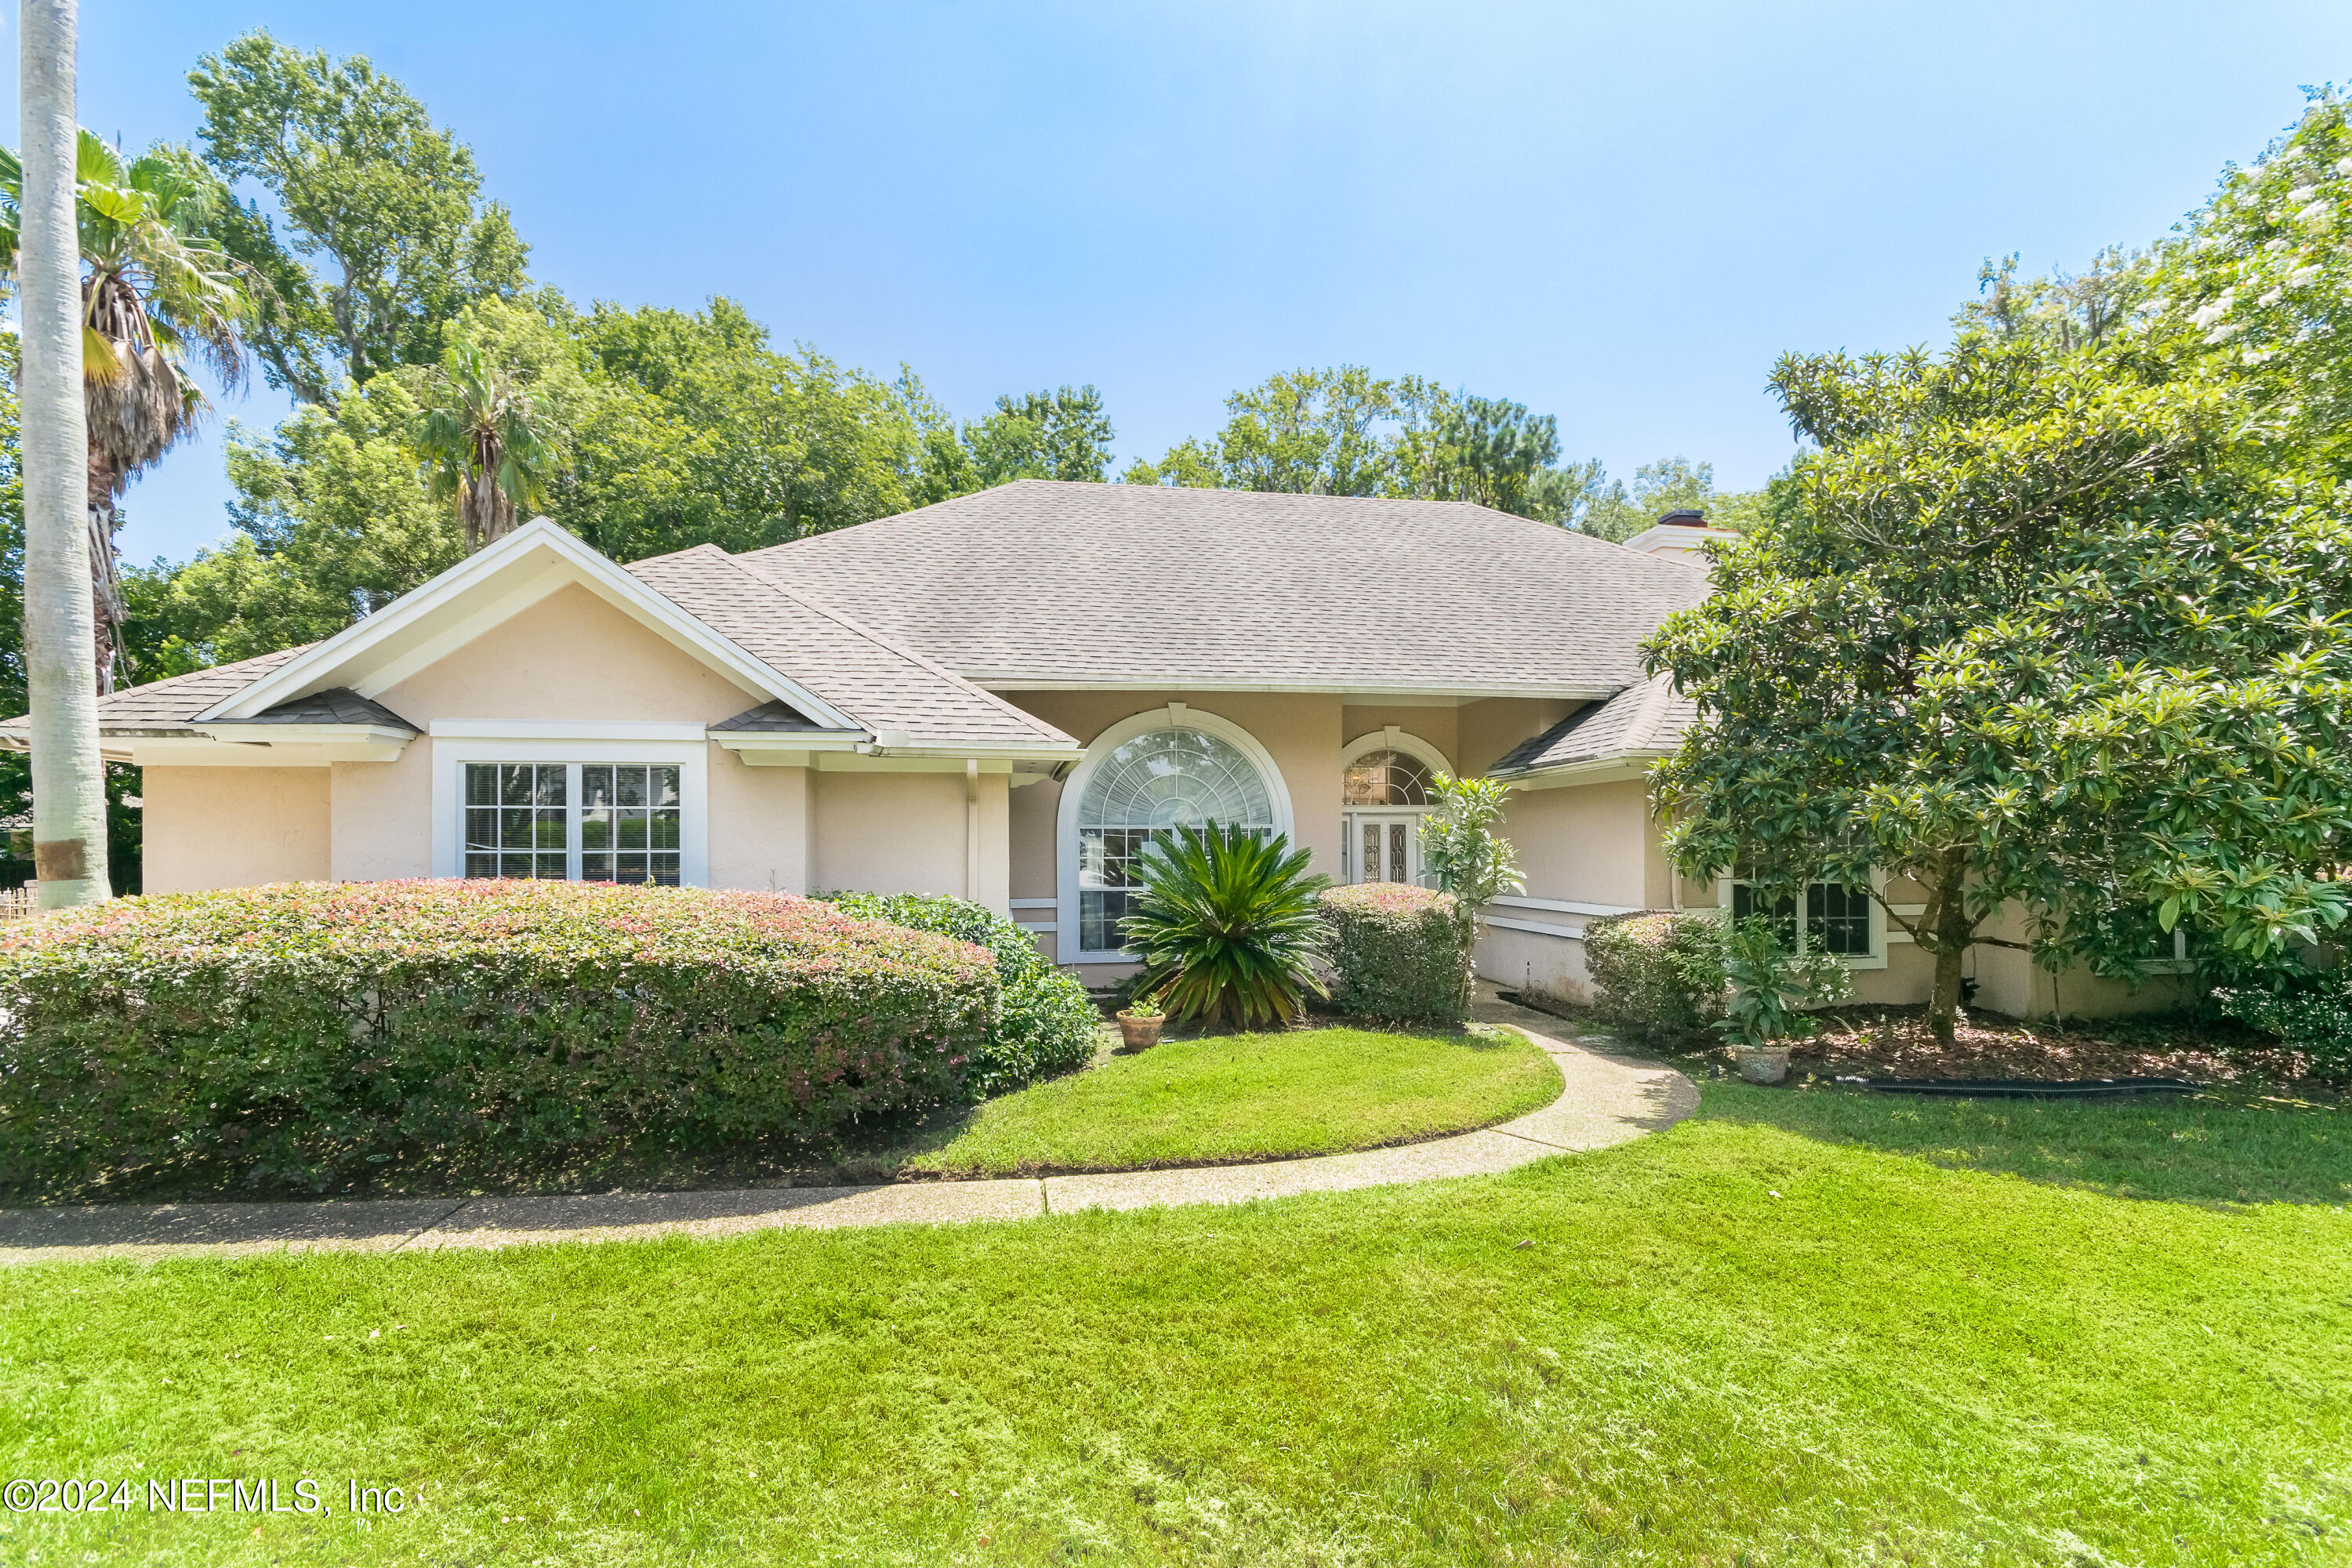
1338,737,1444,887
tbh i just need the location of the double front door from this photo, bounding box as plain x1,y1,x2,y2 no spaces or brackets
1345,811,1425,885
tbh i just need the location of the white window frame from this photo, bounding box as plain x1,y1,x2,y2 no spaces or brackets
1713,869,1891,970
1338,727,1451,886
431,738,710,886
1056,706,1294,962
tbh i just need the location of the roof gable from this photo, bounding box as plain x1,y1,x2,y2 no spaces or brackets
200,517,862,731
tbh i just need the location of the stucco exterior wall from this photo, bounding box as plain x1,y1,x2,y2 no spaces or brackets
330,749,430,882
812,769,990,903
142,767,332,893
1504,779,1652,909
373,582,759,725
707,752,811,894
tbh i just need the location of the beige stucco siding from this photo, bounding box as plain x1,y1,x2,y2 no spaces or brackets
814,769,981,902
372,582,760,725
1504,779,1651,909
707,752,811,894
330,749,430,881
1338,705,1459,771
143,767,332,893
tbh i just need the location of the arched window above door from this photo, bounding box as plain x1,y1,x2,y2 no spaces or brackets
1343,749,1432,806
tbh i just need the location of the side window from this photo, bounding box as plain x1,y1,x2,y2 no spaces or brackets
1729,876,1876,960
463,762,684,884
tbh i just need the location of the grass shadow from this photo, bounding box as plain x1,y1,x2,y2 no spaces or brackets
1698,1076,2352,1206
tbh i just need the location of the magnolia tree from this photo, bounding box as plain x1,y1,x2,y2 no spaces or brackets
1645,334,2352,1048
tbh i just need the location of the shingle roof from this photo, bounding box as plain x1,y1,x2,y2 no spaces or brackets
0,645,314,735
741,480,1706,694
208,686,418,732
1491,673,1697,776
626,546,1076,750
710,699,829,733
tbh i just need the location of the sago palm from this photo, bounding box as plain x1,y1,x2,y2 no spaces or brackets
416,339,556,550
1120,823,1330,1030
0,130,266,691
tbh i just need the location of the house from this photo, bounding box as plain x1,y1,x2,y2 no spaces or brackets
0,481,2178,1018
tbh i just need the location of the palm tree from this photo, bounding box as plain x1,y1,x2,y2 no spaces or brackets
415,339,555,550
0,129,266,691
16,0,109,906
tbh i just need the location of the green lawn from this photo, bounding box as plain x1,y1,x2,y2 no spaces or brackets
883,1023,1561,1177
3,1081,2348,1564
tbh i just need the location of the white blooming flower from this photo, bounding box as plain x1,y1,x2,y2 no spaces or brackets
2205,321,2245,343
2301,200,2332,227
2292,185,2319,201
2190,294,2232,329
2291,265,2321,285
2259,289,2283,306
2339,157,2352,176
2243,348,2273,365
2266,236,2290,251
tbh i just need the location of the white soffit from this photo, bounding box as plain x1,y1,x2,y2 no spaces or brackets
198,519,862,732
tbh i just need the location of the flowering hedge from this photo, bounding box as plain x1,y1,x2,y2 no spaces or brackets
1584,912,1725,1047
0,880,997,1197
817,891,1098,1096
1319,884,1469,1025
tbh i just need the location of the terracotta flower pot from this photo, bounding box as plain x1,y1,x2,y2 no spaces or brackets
1116,1011,1164,1051
1734,1044,1791,1085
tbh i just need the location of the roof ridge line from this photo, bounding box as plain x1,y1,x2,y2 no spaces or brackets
717,553,1075,746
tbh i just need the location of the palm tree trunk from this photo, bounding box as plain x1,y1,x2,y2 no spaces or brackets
18,0,110,908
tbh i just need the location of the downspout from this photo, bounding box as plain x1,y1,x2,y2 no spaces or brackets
965,758,981,902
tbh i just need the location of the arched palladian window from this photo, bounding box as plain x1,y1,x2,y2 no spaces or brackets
1342,748,1433,807
1076,728,1274,952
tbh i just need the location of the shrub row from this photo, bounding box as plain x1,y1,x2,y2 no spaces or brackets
817,891,1100,1094
1584,911,1726,1047
1319,884,1469,1025
0,880,998,1197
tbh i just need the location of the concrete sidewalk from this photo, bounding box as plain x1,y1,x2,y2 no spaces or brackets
0,997,1697,1265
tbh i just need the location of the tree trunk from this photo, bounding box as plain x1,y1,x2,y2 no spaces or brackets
18,0,110,908
1919,849,1974,1051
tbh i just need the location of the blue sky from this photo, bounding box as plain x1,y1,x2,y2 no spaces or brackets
19,0,2352,564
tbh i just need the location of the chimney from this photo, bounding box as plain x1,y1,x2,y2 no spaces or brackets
1657,510,1707,528
1624,508,1738,561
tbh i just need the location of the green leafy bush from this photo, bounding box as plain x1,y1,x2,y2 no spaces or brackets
818,891,1099,1096
0,880,997,1197
1710,916,1853,1048
1121,824,1330,1029
2213,983,2352,1077
1319,884,1469,1025
1584,912,1727,1047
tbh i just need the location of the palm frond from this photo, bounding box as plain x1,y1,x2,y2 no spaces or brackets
1119,823,1330,1030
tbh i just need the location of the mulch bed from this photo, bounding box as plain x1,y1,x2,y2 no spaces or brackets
1780,1004,2335,1087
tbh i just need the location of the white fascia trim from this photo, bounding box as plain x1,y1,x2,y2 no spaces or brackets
201,518,863,733
1483,914,1591,942
710,732,866,756
1490,894,1641,918
126,736,406,767
1495,750,1668,789
429,736,710,885
858,742,1087,763
971,677,1619,702
192,723,413,747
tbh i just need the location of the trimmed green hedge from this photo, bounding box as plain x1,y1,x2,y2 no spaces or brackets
0,880,997,1196
1319,884,1469,1025
818,891,1100,1095
1584,911,1726,1047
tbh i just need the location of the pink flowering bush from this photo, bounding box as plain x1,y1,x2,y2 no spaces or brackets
0,880,997,1197
1319,883,1468,1025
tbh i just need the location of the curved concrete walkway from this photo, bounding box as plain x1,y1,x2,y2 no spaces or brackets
0,995,1697,1266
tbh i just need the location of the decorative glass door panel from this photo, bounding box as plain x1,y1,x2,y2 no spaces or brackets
1345,811,1424,885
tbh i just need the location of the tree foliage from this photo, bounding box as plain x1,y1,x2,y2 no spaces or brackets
962,385,1115,485
1126,365,1753,533
1646,333,2352,1046
188,31,529,405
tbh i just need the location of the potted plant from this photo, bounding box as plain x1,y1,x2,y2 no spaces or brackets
1116,992,1166,1051
1709,914,1853,1084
